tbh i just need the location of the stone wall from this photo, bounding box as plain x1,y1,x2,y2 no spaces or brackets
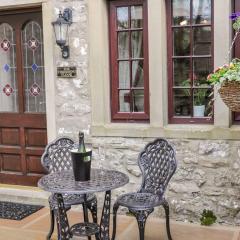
52,0,240,225
53,0,91,136
88,138,240,225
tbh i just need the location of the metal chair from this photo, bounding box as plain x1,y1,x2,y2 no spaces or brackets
41,137,98,240
111,138,177,240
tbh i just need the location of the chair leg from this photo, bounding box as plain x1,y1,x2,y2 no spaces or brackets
130,209,153,240
163,200,173,240
87,198,98,223
46,209,55,240
82,202,91,240
111,203,119,240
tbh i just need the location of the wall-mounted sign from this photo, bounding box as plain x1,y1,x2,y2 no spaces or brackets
57,67,77,78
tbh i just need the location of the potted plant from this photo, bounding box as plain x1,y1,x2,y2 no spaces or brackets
181,79,207,117
193,88,207,117
207,13,240,112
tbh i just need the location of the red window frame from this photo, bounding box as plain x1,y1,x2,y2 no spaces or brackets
166,0,214,124
233,0,240,123
109,0,149,122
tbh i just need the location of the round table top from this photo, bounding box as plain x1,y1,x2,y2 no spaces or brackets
38,168,129,194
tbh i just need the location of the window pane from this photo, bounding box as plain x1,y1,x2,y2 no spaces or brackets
110,2,148,121
131,6,143,28
193,27,211,55
193,0,211,24
173,28,190,56
174,89,191,116
132,60,144,87
172,0,190,26
118,31,129,59
131,31,143,58
117,7,129,30
119,61,130,88
0,23,18,113
119,90,130,112
133,90,144,112
193,88,212,117
22,21,45,113
234,113,240,121
173,58,190,86
193,58,212,86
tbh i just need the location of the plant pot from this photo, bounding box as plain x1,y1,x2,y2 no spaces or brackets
193,105,205,117
71,149,92,181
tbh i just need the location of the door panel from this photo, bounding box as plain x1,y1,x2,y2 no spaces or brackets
0,7,47,186
25,128,47,147
26,155,45,174
2,128,19,145
2,154,21,172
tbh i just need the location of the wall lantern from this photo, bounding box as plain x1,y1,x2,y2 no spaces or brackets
52,8,72,59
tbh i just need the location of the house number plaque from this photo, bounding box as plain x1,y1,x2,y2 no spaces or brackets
57,67,77,78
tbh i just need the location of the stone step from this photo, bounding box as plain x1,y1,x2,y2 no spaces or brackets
0,184,50,206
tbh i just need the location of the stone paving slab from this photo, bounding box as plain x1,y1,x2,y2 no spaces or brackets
0,207,238,240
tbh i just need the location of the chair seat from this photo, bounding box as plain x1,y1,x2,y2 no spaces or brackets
116,192,163,210
49,193,96,209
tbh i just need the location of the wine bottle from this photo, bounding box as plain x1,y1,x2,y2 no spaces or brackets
78,131,86,153
78,131,90,162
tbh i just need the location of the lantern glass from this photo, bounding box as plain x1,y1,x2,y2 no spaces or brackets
52,16,69,47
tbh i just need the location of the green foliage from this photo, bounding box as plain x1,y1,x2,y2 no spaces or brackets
207,58,240,86
194,89,208,106
208,16,240,87
181,79,191,96
200,209,217,226
233,17,240,31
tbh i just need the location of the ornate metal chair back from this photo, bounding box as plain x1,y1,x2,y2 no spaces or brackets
138,138,177,196
41,137,75,173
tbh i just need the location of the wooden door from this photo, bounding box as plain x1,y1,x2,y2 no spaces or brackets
0,7,47,186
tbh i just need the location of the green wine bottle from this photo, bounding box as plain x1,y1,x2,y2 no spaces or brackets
78,131,86,153
78,131,90,162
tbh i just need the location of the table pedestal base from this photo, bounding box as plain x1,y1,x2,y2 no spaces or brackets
55,191,112,240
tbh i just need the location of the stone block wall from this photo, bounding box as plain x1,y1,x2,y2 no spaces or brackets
88,138,240,225
52,0,240,225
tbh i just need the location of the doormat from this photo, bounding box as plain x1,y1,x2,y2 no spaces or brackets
0,201,44,220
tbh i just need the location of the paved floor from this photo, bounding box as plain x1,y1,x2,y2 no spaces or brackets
0,207,239,240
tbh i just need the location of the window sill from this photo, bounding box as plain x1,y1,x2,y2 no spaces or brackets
91,123,240,140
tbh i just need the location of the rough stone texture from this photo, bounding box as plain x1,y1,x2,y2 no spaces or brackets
52,0,240,226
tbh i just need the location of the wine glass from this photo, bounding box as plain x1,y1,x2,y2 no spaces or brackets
98,146,105,173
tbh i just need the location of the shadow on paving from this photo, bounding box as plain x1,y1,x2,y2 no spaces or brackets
0,207,238,240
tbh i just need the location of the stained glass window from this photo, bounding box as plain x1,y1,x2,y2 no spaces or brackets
0,23,18,112
22,21,45,113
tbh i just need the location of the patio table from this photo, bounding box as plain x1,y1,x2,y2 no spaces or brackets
38,168,129,240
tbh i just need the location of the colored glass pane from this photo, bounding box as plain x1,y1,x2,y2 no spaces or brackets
22,21,45,113
0,23,18,112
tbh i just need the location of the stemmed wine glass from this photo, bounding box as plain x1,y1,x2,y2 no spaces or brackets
98,145,106,174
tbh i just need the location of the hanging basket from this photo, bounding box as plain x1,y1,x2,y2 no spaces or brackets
218,81,240,112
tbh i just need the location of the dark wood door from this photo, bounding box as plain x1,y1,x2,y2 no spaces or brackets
0,7,47,186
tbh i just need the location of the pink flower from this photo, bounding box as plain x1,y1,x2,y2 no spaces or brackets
207,74,212,80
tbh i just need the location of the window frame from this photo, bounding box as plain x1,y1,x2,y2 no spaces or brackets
233,0,240,124
166,0,214,124
109,0,150,122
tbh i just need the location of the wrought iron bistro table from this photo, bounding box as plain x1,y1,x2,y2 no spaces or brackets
38,168,129,240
